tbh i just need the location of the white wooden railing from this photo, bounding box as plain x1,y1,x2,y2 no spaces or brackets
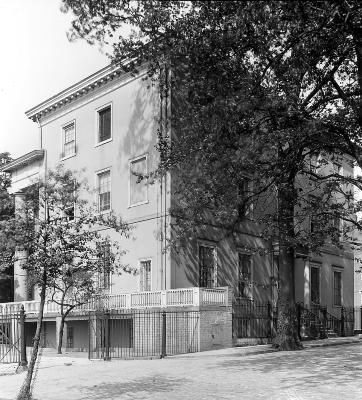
0,287,229,315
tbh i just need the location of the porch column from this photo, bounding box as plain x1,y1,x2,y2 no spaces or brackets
14,192,28,302
303,258,310,306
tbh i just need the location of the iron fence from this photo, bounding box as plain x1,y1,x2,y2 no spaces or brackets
88,309,200,360
232,300,276,340
0,307,21,364
233,301,361,340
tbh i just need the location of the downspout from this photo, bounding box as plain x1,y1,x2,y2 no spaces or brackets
159,71,164,290
164,65,169,291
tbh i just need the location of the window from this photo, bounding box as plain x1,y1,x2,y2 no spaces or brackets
310,264,320,304
97,170,111,212
97,105,112,143
199,245,216,288
238,177,253,217
140,260,152,291
129,156,148,206
64,205,75,221
238,253,252,298
63,186,75,222
333,270,342,306
66,326,74,349
98,244,111,290
62,122,76,158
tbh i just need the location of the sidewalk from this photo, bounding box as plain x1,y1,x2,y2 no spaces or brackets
1,334,359,376
169,335,361,359
0,336,361,400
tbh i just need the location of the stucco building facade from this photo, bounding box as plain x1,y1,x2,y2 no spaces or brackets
0,64,356,351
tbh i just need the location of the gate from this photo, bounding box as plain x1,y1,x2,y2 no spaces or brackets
88,309,200,360
0,307,21,364
232,300,276,340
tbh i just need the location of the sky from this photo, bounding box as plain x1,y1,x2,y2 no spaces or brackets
0,0,109,159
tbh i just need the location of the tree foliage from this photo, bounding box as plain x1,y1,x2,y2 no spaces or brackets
61,1,362,349
0,152,14,303
0,165,130,399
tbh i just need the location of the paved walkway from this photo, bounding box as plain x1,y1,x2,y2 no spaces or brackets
0,337,361,400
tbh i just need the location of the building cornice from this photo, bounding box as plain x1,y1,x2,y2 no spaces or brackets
25,64,127,122
0,150,44,173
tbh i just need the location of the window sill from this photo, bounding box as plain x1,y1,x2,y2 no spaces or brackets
94,138,112,148
60,153,76,161
128,200,149,208
96,209,111,216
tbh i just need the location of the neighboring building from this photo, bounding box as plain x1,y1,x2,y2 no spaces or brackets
0,64,356,351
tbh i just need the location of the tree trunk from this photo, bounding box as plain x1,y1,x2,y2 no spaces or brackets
16,274,47,400
272,178,303,351
57,315,65,355
57,307,72,354
272,245,302,350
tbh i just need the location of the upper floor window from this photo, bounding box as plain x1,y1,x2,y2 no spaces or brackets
238,177,253,218
97,169,111,212
129,156,148,206
139,260,152,291
97,105,112,144
62,122,76,158
64,204,75,222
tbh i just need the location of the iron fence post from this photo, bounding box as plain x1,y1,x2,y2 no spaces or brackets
104,311,111,361
19,305,27,369
341,306,345,337
360,306,362,333
161,311,167,358
296,303,302,341
267,301,273,339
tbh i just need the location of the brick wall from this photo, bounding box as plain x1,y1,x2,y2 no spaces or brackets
199,307,233,351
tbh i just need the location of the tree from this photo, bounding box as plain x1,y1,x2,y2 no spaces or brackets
0,152,14,302
61,1,362,350
0,165,130,400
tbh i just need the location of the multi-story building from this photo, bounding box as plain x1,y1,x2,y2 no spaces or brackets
0,64,355,353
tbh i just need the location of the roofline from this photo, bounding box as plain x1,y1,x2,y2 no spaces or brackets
0,150,45,173
25,63,127,122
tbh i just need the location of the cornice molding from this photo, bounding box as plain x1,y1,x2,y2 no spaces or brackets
38,70,146,127
0,150,44,173
25,63,134,122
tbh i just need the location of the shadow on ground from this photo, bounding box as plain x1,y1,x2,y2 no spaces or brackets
71,375,186,399
213,343,362,390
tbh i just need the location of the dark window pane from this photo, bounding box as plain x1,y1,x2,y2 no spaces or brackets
310,266,320,304
333,271,342,306
98,106,111,142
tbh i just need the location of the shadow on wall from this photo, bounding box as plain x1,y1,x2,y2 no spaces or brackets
119,76,159,176
171,223,274,303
